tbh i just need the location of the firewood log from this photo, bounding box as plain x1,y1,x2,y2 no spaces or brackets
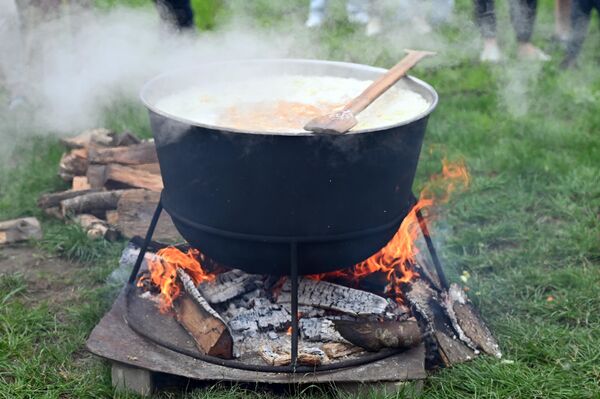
88,142,158,165
86,165,107,188
332,319,422,351
43,207,63,220
259,346,326,367
105,210,119,225
404,279,475,366
227,302,291,334
58,148,88,181
0,217,43,244
277,277,391,316
321,342,364,359
105,164,163,192
443,284,502,358
60,128,115,149
73,214,119,241
113,131,141,147
299,317,348,343
38,189,100,209
175,269,233,358
197,269,261,304
129,163,161,175
72,176,91,191
60,189,140,217
116,190,182,242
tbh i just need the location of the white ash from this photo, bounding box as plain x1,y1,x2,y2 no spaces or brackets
300,318,349,343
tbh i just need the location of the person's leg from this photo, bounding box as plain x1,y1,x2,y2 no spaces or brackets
474,0,502,61
561,0,593,67
555,0,572,41
474,0,496,39
156,0,195,32
306,0,327,28
509,0,537,43
510,0,551,60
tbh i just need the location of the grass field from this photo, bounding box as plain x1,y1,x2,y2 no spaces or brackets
1,0,599,398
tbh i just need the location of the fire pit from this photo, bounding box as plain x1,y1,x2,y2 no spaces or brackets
86,59,501,395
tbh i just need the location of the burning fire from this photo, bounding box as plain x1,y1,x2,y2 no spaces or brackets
310,159,469,302
139,159,469,308
139,247,215,312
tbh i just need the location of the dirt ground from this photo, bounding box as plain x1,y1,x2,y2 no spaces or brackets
0,243,83,306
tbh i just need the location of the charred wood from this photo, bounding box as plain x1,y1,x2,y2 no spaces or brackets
197,269,262,304
299,317,348,343
227,302,290,334
0,217,43,245
175,269,233,359
404,279,475,366
277,277,390,316
333,319,422,351
443,284,501,358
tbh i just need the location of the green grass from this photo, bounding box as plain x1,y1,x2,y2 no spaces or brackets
1,0,600,398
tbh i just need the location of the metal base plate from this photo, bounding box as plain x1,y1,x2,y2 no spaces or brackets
87,288,427,384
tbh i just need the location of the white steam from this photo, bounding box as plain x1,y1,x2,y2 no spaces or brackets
1,6,296,133
0,0,559,156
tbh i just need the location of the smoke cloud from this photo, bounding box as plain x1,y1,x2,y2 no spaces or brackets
0,0,560,158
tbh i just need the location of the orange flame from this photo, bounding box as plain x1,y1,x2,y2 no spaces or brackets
310,159,469,302
141,247,215,312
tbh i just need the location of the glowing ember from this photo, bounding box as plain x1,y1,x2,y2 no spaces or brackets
309,159,469,302
139,247,215,312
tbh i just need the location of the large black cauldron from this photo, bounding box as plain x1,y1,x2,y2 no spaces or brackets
141,59,437,276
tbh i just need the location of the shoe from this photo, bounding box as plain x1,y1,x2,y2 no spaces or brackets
305,12,325,28
517,44,551,62
480,42,503,63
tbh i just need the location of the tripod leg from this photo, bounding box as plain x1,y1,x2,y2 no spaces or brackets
415,208,449,290
127,199,164,284
290,241,299,370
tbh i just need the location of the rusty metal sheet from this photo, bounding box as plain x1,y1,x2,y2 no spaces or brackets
87,289,426,384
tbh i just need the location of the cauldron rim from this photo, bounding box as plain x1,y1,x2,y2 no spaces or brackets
140,58,438,137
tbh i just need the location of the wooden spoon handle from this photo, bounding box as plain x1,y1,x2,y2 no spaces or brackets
345,49,436,115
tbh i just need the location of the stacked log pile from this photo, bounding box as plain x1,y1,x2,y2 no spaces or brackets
37,128,181,242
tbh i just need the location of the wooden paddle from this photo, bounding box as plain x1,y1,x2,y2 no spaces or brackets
304,49,436,135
